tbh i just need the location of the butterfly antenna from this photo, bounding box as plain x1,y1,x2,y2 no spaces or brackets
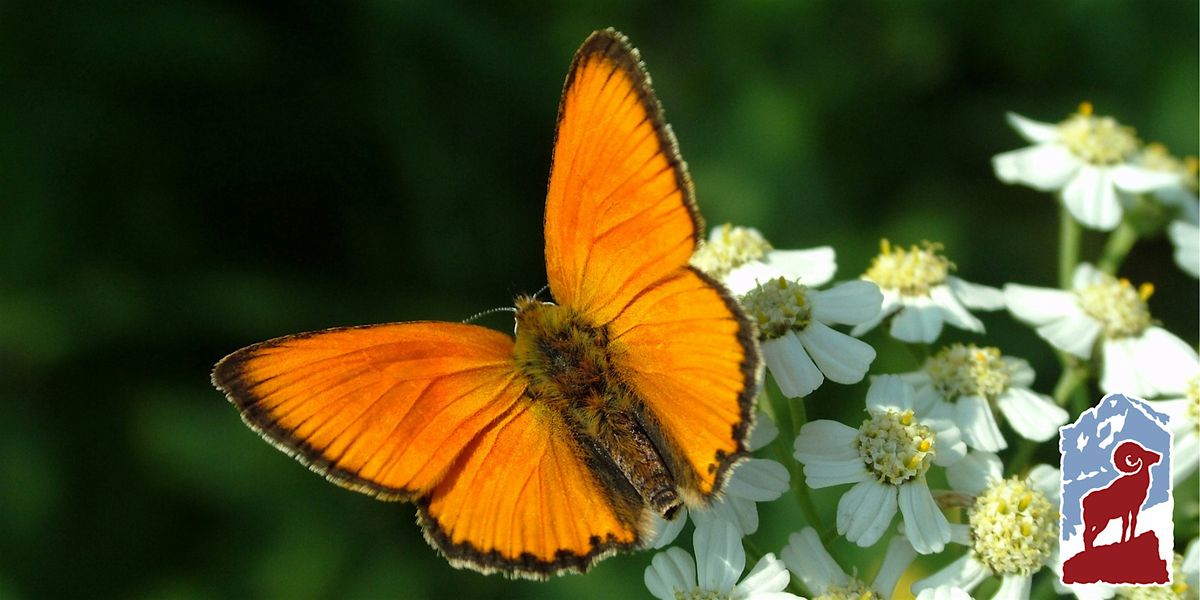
463,306,518,324
533,284,551,301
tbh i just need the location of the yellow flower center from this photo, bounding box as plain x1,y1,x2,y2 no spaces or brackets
1187,375,1199,435
691,223,773,279
856,409,935,485
925,344,1014,400
1075,274,1154,338
674,591,731,600
1058,102,1140,166
969,477,1058,576
863,239,953,297
1116,553,1189,600
1139,143,1200,196
815,578,881,600
741,277,812,340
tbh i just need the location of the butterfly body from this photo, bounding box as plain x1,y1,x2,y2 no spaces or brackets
513,295,683,518
214,28,761,578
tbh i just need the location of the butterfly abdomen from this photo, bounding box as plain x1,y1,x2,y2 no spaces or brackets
513,297,681,518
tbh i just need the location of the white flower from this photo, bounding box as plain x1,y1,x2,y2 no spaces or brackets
1169,219,1199,279
915,451,1060,600
742,277,881,398
793,375,965,553
917,588,975,600
899,343,1068,452
650,410,790,548
852,240,1004,343
1004,263,1198,398
1152,371,1200,485
992,103,1178,231
644,520,801,600
1136,144,1199,222
691,223,837,294
782,526,916,600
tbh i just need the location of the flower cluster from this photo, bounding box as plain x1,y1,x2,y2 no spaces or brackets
643,104,1198,600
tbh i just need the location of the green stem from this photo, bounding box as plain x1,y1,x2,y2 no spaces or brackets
773,393,823,531
1097,220,1139,275
904,342,930,366
1053,360,1089,407
1009,359,1089,476
1059,203,1082,289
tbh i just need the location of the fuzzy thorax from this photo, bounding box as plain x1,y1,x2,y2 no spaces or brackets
512,296,681,518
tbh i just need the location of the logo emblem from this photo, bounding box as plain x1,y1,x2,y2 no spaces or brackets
1059,393,1173,586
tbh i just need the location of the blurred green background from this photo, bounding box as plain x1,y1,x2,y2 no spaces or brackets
1,1,1196,598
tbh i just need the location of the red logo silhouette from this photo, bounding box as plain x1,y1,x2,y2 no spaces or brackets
1063,440,1169,584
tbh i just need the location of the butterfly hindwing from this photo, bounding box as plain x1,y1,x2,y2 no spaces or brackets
418,401,645,578
212,322,526,499
609,267,760,503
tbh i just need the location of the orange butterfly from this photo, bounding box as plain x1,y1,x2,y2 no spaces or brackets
212,28,761,578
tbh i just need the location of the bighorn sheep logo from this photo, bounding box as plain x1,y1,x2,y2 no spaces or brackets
1059,393,1173,586
1080,441,1161,551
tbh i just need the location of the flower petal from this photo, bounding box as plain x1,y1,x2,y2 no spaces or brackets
796,321,877,385
1006,112,1062,143
1005,357,1036,389
1168,219,1200,278
946,450,1003,495
725,261,785,296
794,420,861,460
1027,464,1061,505
956,394,1007,452
735,553,794,597
1110,164,1181,193
993,143,1080,190
1003,284,1079,325
748,409,779,451
992,575,1032,600
810,280,885,325
930,284,985,333
1062,165,1122,230
645,547,697,600
912,555,991,594
695,520,743,593
1103,327,1200,397
1071,262,1105,289
851,290,901,337
782,527,847,596
1171,430,1200,485
996,387,1068,442
948,277,1006,310
648,511,688,549
765,246,837,286
1036,311,1103,359
764,331,824,398
873,533,917,599
898,481,951,554
890,299,945,343
928,416,967,466
917,587,974,600
867,375,916,413
837,479,898,548
728,458,790,502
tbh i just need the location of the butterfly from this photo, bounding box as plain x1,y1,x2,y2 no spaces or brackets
212,28,761,579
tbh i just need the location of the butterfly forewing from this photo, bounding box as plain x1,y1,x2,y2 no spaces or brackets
544,30,702,326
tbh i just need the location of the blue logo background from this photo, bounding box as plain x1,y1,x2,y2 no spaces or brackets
1058,393,1172,538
